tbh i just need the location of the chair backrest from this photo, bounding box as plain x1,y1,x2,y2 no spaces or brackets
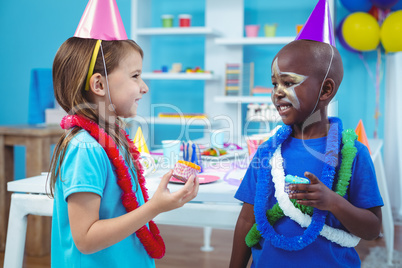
28,68,54,124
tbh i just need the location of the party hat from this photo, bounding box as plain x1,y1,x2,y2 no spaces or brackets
133,127,150,154
74,0,127,40
355,120,371,154
295,0,336,46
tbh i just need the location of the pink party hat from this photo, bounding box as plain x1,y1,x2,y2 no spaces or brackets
295,0,335,46
74,0,127,40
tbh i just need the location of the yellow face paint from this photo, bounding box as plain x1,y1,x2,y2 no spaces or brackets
271,57,307,110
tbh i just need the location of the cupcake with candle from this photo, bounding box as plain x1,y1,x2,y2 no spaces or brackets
172,160,201,182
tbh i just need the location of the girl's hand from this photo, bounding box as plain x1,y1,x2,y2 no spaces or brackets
288,171,339,212
149,170,199,214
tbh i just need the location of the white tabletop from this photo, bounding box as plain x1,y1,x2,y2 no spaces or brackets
7,168,244,204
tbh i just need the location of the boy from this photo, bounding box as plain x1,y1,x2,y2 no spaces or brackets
229,1,383,267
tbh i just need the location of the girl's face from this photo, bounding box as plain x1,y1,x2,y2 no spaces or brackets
271,53,321,126
107,49,148,118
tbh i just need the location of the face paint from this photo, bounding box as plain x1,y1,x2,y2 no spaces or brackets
271,57,308,110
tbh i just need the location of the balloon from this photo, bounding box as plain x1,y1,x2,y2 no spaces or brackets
391,0,402,10
336,19,359,53
370,0,399,9
340,0,372,12
342,12,380,51
380,10,402,52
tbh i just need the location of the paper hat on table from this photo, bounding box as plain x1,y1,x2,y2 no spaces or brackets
133,127,150,154
74,0,128,40
295,0,336,47
355,120,371,155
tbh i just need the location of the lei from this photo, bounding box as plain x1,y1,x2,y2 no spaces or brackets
246,129,359,248
60,115,165,259
253,117,357,251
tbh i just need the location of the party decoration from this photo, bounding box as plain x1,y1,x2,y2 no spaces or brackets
370,0,399,9
295,0,336,46
368,6,380,20
340,0,372,12
133,127,150,154
74,0,128,40
342,12,380,51
380,10,402,52
355,120,372,154
336,19,359,53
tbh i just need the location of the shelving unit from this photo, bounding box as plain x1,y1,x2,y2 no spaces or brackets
214,96,272,104
131,0,335,143
215,36,295,46
137,27,219,36
142,72,217,80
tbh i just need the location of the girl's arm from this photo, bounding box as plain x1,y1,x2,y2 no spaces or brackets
229,202,254,268
290,172,382,240
68,170,199,254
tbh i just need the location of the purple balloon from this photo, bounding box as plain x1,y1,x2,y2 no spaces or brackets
340,0,372,12
370,0,399,9
391,0,402,10
336,19,359,53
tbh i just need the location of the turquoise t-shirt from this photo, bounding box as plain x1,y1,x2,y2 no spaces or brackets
51,130,155,268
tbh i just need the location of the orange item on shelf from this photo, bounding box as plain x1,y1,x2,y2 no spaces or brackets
355,119,371,155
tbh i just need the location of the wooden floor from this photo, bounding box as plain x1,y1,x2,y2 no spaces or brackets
1,224,401,268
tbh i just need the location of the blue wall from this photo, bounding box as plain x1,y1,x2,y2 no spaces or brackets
0,0,385,179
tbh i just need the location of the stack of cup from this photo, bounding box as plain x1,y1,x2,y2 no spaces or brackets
161,140,181,168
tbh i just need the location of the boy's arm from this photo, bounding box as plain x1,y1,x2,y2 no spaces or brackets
290,172,382,240
229,202,254,268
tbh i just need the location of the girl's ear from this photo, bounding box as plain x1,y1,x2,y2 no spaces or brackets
89,73,106,97
320,78,336,101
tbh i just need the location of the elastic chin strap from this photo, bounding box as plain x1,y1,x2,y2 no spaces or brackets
99,42,117,115
309,44,334,117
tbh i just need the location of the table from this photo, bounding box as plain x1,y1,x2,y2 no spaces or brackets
4,139,394,267
4,167,243,268
0,125,64,256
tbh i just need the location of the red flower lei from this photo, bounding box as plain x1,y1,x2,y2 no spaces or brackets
60,115,165,259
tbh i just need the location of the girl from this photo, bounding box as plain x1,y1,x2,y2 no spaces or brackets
49,37,199,267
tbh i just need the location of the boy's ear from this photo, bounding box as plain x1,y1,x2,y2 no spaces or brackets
89,73,106,97
320,78,336,101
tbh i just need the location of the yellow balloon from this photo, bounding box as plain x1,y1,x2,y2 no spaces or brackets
342,12,380,51
381,10,402,53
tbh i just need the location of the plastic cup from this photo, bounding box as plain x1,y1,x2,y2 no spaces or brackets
161,15,174,28
264,24,277,37
211,131,224,149
245,25,260,37
179,14,191,27
245,137,265,158
162,140,181,168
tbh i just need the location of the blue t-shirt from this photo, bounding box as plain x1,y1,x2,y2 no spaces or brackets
51,130,155,268
235,135,384,268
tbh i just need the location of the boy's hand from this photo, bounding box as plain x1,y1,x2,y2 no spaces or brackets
288,171,338,212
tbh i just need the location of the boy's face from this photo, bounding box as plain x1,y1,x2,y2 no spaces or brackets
271,48,322,126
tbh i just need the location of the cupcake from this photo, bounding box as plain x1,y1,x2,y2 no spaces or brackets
284,175,310,194
172,160,201,182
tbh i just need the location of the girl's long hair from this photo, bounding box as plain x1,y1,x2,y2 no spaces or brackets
48,37,144,197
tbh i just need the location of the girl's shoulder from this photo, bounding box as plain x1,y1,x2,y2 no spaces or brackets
68,129,102,149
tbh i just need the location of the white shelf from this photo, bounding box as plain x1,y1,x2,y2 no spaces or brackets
215,36,295,46
214,96,272,104
137,27,220,36
142,116,214,126
142,72,217,80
